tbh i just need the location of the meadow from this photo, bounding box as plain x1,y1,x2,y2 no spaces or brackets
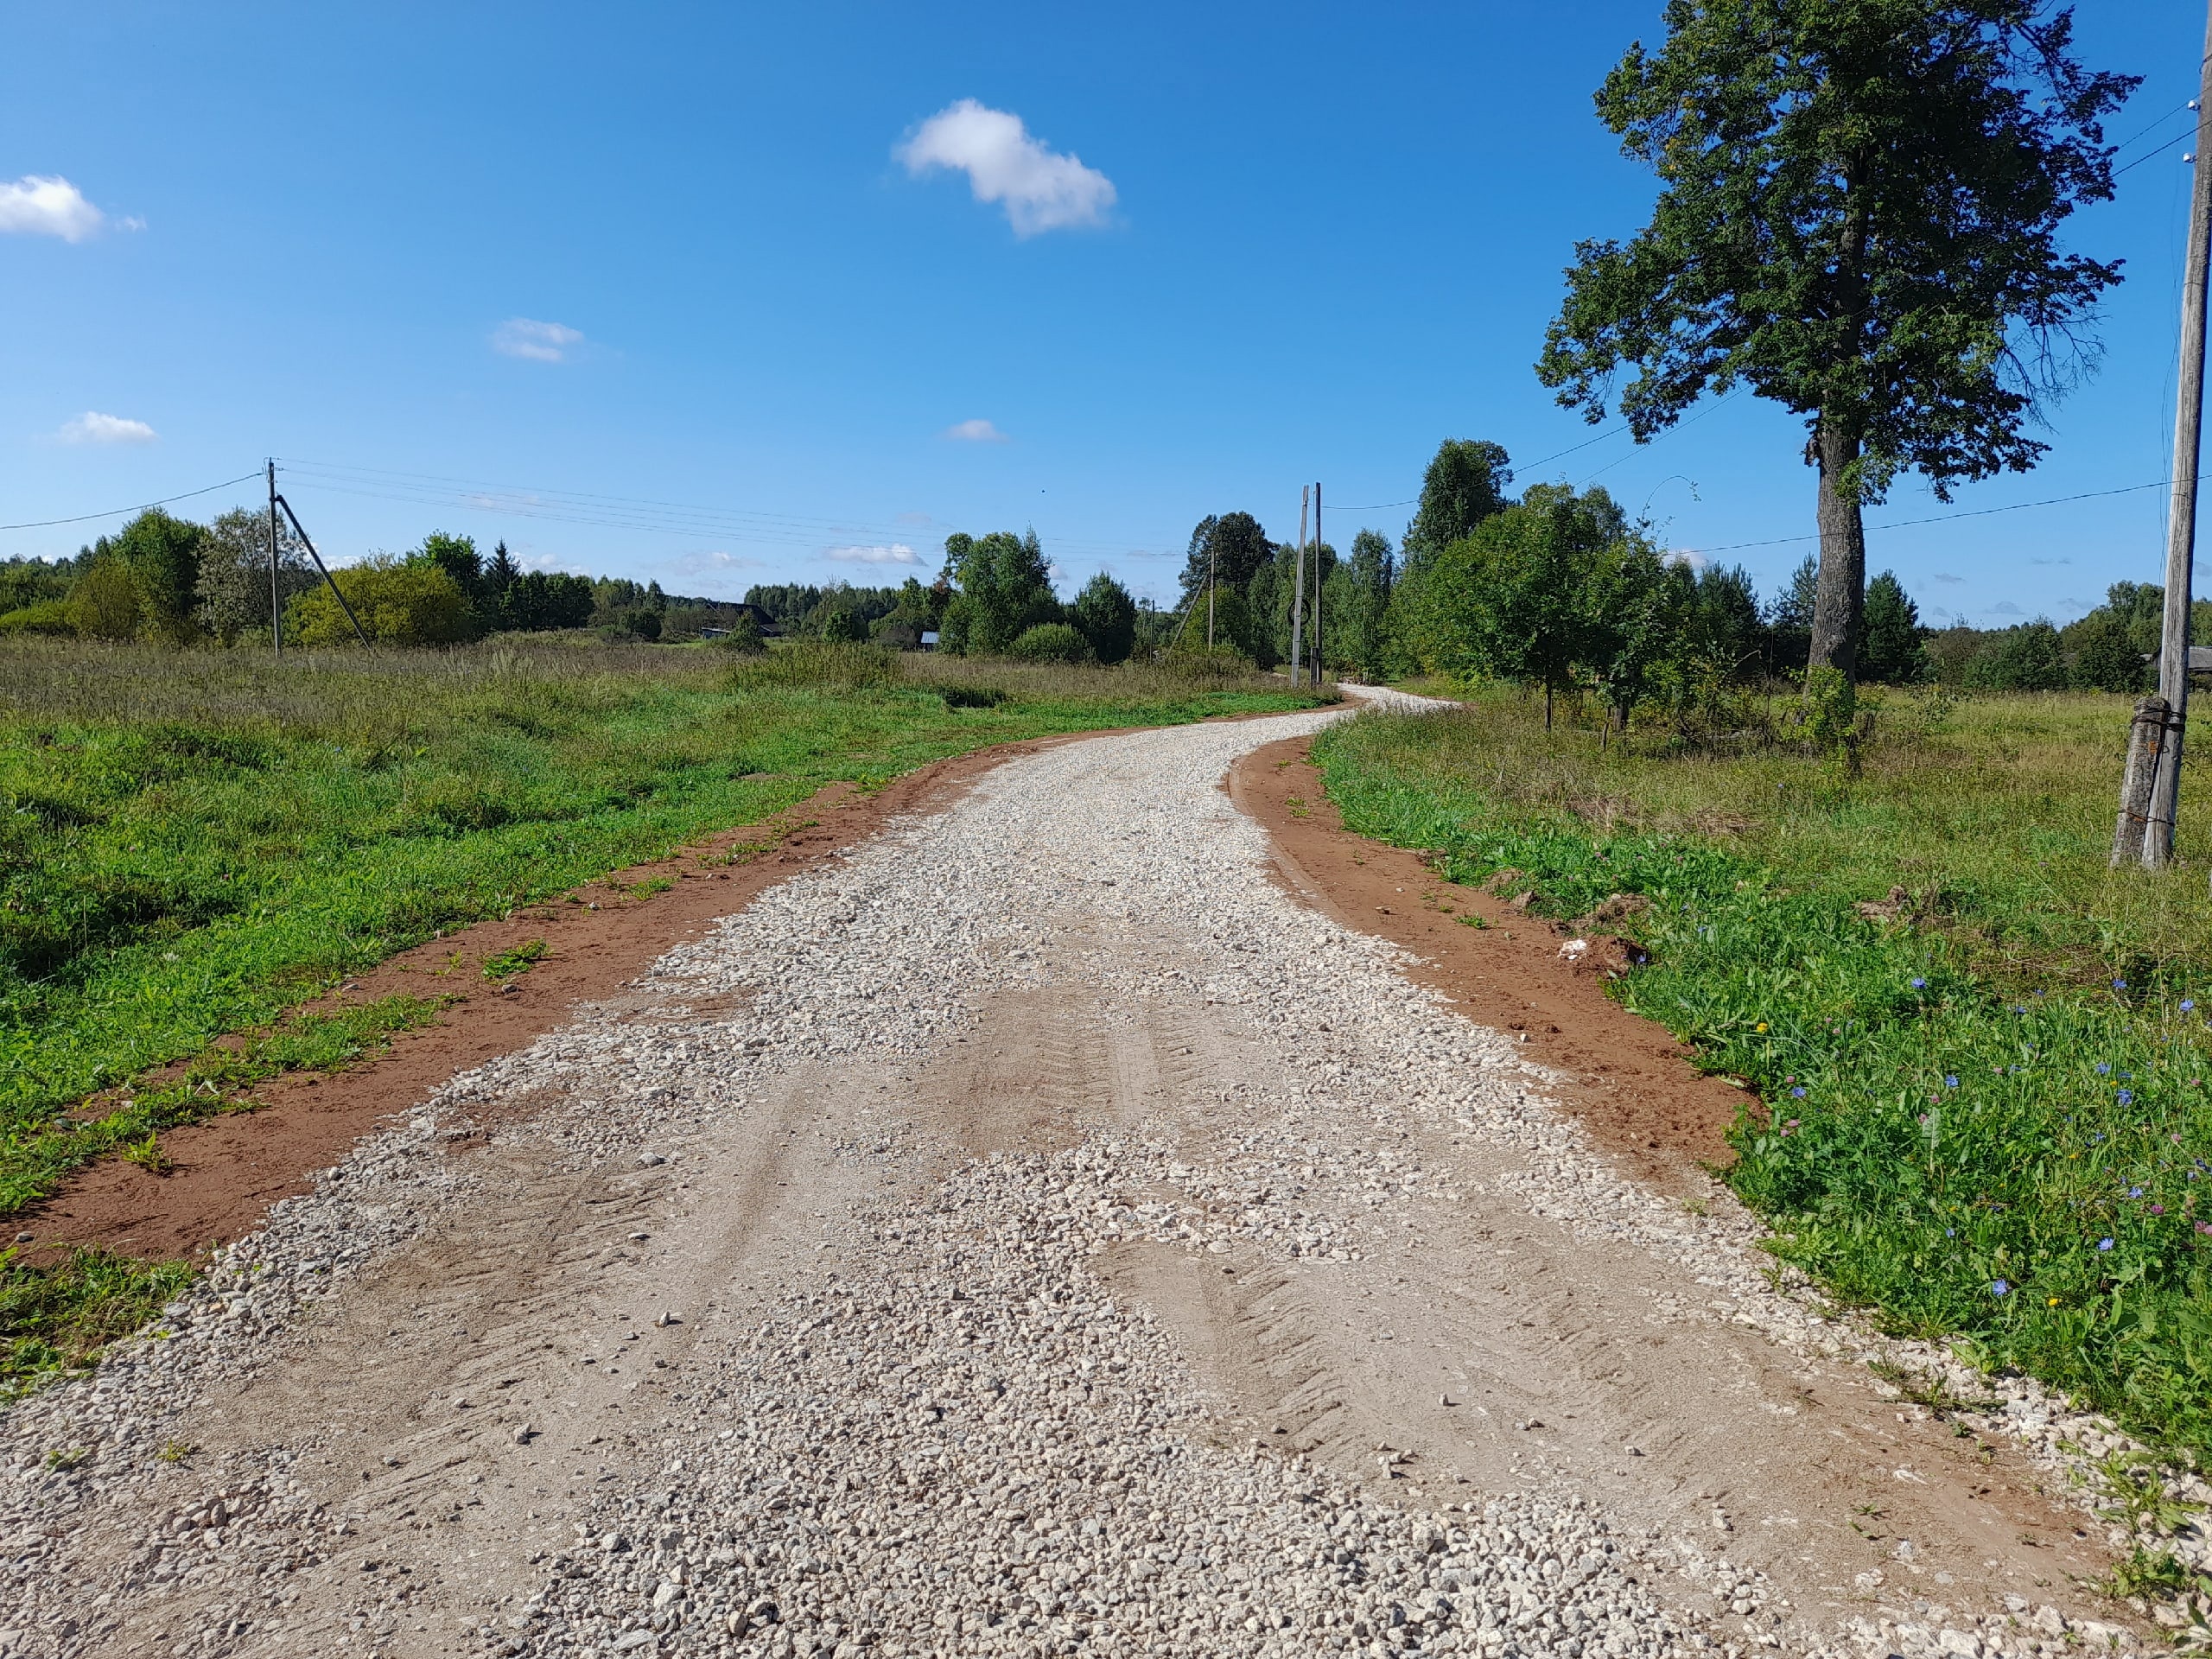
1313,684,2212,1461
0,637,1327,1217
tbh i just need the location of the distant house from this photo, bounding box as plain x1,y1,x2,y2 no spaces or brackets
919,629,940,650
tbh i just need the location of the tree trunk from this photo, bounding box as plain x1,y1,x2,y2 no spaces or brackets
1807,420,1867,681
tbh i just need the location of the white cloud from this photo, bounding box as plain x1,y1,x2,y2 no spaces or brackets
824,543,920,566
1664,549,1710,571
0,175,106,241
941,417,1007,443
491,318,585,362
897,99,1116,236
56,411,157,445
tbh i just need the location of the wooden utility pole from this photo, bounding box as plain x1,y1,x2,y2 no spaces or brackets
2141,17,2212,868
266,459,282,656
1311,480,1324,685
1292,486,1309,686
1206,525,1217,648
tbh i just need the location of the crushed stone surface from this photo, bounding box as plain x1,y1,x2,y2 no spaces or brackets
0,700,2165,1659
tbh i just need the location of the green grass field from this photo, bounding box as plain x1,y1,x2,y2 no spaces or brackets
1314,685,2212,1459
0,637,1327,1216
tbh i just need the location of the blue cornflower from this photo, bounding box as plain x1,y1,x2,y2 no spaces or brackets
2116,979,2129,990
2119,1090,2135,1106
1945,1076,1960,1088
2097,1063,2112,1075
1910,978,1928,989
2099,1238,2114,1251
1946,1228,1956,1237
1993,1280,2011,1297
2130,1185,2145,1198
2186,1001,2199,1013
1790,1086,1806,1098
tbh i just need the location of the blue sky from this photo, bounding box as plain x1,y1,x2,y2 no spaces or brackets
1,2,2205,624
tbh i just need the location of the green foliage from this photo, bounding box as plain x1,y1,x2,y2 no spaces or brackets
1071,573,1137,665
818,604,868,645
1332,531,1397,681
1313,691,2212,1456
194,508,315,645
2,1248,194,1401
481,938,548,980
69,558,148,642
939,531,1060,657
1008,622,1090,664
1404,440,1515,564
1179,512,1274,607
1859,572,1929,684
1965,620,2069,693
105,510,207,644
1539,3,2136,682
288,556,471,646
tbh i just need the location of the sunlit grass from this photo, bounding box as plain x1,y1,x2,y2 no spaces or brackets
1314,685,2212,1458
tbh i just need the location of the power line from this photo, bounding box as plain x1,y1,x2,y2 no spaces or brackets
1686,479,2167,555
0,471,264,533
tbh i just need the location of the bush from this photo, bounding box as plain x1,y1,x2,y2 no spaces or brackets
727,639,898,690
0,601,79,638
1008,622,1091,664
708,615,766,653
938,684,1008,709
1964,620,2067,692
69,559,146,641
288,556,472,647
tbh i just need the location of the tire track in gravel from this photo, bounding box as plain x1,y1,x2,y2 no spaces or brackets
0,703,2150,1659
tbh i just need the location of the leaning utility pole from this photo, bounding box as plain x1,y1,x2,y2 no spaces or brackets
1291,486,1309,686
266,460,283,656
2139,17,2212,869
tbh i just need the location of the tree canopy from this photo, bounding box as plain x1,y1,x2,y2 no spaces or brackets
1537,1,2135,682
1404,441,1514,563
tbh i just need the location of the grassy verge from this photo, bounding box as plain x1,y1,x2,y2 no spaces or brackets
1313,685,2212,1460
0,1247,194,1405
2,637,1326,1213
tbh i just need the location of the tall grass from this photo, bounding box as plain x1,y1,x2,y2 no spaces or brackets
1314,686,2212,1459
0,636,1324,1211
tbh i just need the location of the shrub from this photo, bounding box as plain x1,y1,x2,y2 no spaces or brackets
1964,620,2067,692
709,615,766,653
69,559,146,641
728,639,898,690
1008,622,1091,664
288,556,471,647
0,601,79,638
1071,573,1137,665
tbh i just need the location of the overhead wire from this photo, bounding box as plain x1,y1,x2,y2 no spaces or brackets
0,471,265,532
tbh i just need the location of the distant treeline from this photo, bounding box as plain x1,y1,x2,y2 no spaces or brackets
1168,438,2183,714
0,508,765,647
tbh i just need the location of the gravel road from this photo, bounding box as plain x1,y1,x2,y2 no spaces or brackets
0,703,2156,1659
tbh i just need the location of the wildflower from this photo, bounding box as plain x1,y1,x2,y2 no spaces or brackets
1785,1118,1800,1129
1756,1022,1769,1033
2186,1000,2198,1013
2131,1185,2145,1198
1945,1076,1960,1089
1790,1086,1806,1098
2119,1090,2135,1106
1946,1228,1956,1237
2099,1238,2114,1251
2049,1296,2061,1306
1910,978,1927,989
2152,1205,2167,1215
1993,1280,2010,1297
2116,979,2129,990
2097,1063,2112,1075
2199,1222,2212,1236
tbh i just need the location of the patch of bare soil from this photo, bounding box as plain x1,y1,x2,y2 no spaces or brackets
1229,734,1743,1197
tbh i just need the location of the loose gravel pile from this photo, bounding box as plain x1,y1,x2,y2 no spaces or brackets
0,702,2164,1659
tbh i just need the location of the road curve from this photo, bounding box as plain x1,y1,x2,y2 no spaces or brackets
0,704,2140,1659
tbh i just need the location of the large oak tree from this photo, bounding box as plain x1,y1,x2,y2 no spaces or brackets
1537,2,2134,683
